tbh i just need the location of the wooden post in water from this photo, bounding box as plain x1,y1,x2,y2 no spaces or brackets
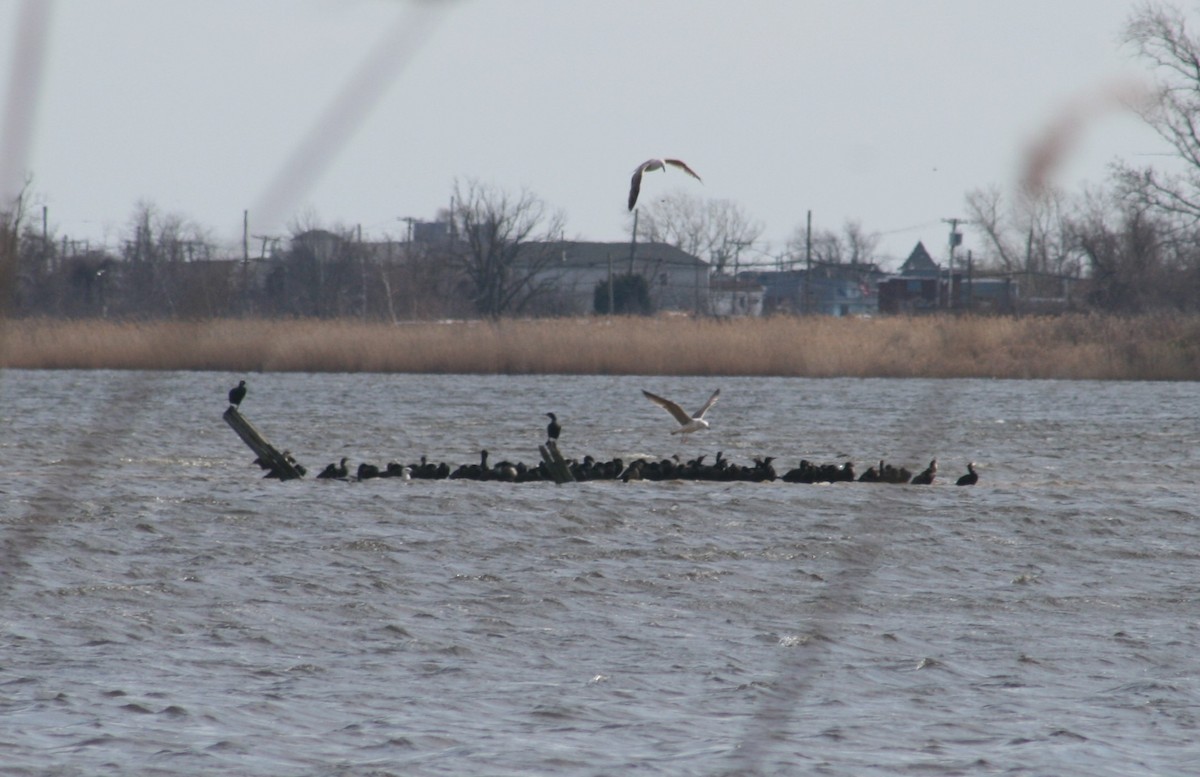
223,406,305,480
539,441,575,484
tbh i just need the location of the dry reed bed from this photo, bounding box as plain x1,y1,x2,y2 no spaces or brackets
2,314,1200,379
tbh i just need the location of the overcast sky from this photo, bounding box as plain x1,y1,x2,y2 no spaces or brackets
0,0,1176,267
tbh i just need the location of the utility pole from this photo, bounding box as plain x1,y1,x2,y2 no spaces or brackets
966,249,974,311
251,234,280,259
358,223,367,320
241,212,251,316
399,216,416,243
804,209,813,315
607,252,614,315
724,237,751,278
627,209,639,275
942,217,970,309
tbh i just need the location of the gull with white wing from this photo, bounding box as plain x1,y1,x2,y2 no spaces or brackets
642,388,720,438
628,158,702,210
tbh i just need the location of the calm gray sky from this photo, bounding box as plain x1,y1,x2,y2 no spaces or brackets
0,0,1173,266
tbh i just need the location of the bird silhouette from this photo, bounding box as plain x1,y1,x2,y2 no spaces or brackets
911,459,938,485
956,462,979,486
227,380,247,408
546,412,561,442
317,457,349,479
628,158,702,210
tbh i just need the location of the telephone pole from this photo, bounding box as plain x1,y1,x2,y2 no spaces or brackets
942,217,970,309
399,216,416,243
804,209,813,314
627,209,639,275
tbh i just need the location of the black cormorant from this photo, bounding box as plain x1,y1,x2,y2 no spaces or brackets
911,459,938,485
317,457,349,479
228,380,247,408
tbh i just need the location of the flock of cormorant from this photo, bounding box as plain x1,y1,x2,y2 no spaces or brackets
302,451,976,486
228,379,980,486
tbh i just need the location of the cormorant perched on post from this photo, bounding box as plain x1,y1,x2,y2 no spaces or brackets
546,412,562,442
956,462,979,486
228,380,247,408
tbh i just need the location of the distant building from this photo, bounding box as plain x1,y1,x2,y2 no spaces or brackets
411,219,454,245
709,274,765,317
896,240,940,277
964,276,1019,312
877,275,944,314
878,242,947,313
878,242,1018,313
289,229,345,263
751,260,883,316
522,241,710,315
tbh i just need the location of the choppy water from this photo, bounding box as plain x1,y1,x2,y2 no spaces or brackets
2,369,1199,776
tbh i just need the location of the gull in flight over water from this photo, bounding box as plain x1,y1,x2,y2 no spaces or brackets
628,158,702,210
642,388,720,438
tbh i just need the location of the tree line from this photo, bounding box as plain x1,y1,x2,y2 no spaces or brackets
4,5,1200,319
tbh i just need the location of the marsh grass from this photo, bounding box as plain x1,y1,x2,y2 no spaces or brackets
3,314,1200,379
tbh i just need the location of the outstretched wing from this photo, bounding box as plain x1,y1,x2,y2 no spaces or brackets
693,388,720,419
642,389,693,425
628,167,644,211
664,158,702,182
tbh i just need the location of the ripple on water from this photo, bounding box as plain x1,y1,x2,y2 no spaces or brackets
1,372,1199,775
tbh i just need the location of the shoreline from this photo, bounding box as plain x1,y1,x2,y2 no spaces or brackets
2,314,1199,380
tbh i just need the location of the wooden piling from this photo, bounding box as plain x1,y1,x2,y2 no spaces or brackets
223,406,305,480
539,440,575,484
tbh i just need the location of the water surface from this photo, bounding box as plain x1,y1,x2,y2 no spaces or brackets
2,371,1198,775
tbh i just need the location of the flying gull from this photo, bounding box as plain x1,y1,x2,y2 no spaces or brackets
642,388,720,437
628,158,702,210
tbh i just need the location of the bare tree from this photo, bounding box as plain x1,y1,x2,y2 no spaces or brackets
836,220,880,265
964,185,1082,276
122,200,215,263
636,193,763,274
0,181,27,317
378,237,465,321
261,221,371,318
1114,3,1200,221
445,179,567,318
785,219,880,267
1069,190,1172,311
117,201,220,317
